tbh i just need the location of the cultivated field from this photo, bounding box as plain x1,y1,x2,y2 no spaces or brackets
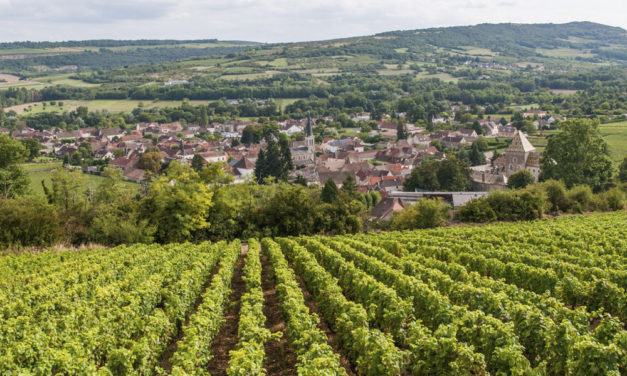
2,212,626,375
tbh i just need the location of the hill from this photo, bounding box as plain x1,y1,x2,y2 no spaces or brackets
1,22,626,127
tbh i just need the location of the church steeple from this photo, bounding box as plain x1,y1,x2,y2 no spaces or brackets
306,112,313,137
305,112,315,154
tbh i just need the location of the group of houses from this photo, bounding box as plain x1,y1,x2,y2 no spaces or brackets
5,105,549,217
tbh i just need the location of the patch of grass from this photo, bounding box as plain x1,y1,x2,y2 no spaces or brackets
23,162,138,196
268,58,288,67
599,121,627,163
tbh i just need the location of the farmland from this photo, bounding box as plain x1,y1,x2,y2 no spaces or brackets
1,211,626,375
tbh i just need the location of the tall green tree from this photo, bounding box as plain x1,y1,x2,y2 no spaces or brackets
255,136,293,183
0,135,29,199
19,138,41,161
396,122,408,141
191,154,205,172
141,162,213,243
321,178,339,203
341,173,358,199
619,156,627,183
469,143,486,166
540,119,613,192
404,157,472,192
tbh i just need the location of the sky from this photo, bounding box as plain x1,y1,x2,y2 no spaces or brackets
0,0,625,43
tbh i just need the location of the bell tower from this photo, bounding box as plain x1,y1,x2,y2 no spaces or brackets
305,112,315,153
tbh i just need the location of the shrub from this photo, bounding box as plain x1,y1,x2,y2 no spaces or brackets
0,197,63,247
601,188,625,211
455,198,497,223
540,179,569,212
485,190,543,221
566,185,594,213
391,198,450,230
507,170,535,189
456,190,544,223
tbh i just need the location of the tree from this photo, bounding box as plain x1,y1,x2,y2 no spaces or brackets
321,178,339,203
473,137,488,152
191,154,205,172
0,135,29,199
199,105,209,126
396,122,408,140
241,125,261,144
112,148,125,158
469,143,486,166
255,136,292,183
294,175,308,186
19,138,41,161
472,120,484,135
619,156,627,183
341,173,358,199
141,162,213,243
138,151,162,174
508,170,535,189
403,157,472,192
89,168,155,245
540,119,613,192
200,162,233,185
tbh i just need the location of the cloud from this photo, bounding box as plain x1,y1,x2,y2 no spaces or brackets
0,0,624,42
1,0,175,23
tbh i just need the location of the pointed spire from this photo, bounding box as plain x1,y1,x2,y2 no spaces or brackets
306,112,313,137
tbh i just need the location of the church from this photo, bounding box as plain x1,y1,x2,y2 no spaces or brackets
290,114,316,166
472,132,540,190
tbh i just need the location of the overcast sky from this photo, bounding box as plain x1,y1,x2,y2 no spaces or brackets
0,0,625,43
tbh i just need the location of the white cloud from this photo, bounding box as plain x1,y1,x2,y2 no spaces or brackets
0,0,624,42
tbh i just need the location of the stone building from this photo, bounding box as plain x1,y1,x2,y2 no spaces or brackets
472,132,540,190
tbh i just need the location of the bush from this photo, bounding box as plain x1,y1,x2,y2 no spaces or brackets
541,179,569,212
391,198,450,230
456,190,544,223
507,169,535,189
0,197,63,247
486,190,544,221
455,198,497,223
566,185,594,213
600,188,625,211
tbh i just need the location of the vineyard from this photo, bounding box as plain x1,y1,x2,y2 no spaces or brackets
1,211,626,375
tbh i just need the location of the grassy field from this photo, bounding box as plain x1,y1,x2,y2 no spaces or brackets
0,73,98,90
23,162,138,196
8,99,215,115
8,97,301,115
599,121,627,163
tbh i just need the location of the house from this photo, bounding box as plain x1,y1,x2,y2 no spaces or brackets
109,156,138,172
200,151,228,163
481,121,499,136
123,168,146,183
99,128,126,141
497,125,518,138
56,130,80,140
523,109,546,118
370,197,406,220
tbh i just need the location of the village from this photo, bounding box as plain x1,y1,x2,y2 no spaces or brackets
1,105,560,218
